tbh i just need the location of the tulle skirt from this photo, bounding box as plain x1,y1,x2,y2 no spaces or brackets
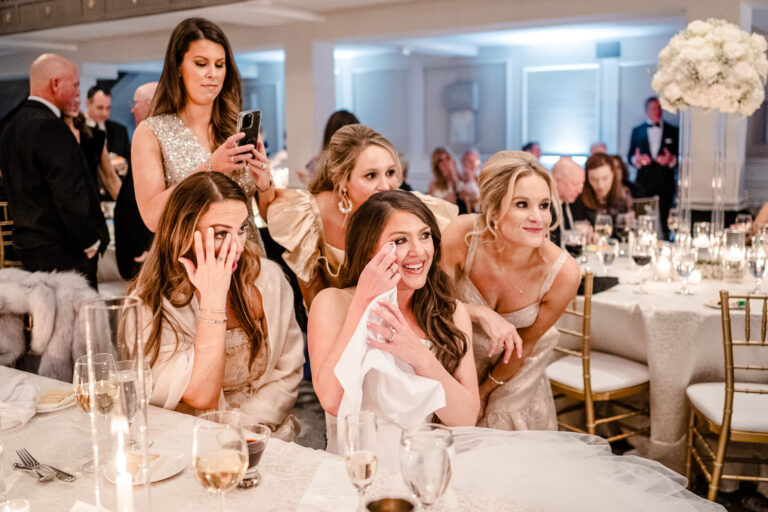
450,427,724,512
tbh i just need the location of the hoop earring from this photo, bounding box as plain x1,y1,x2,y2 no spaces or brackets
337,190,352,214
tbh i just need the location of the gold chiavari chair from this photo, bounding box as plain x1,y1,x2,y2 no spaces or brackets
546,272,651,441
1,200,22,268
685,290,768,501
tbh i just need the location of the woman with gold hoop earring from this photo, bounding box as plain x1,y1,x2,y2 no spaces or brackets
265,124,458,309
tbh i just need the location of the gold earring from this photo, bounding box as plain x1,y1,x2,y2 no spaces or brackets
337,190,352,214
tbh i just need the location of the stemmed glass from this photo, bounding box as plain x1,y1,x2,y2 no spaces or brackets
597,239,619,275
631,232,655,294
594,214,613,242
192,411,248,512
240,423,271,488
564,230,586,262
673,245,696,295
400,424,453,511
344,412,379,512
116,360,152,450
747,244,767,294
734,213,753,234
615,212,633,256
667,209,680,241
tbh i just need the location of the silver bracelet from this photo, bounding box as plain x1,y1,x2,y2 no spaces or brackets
198,307,226,313
487,373,506,386
198,317,226,325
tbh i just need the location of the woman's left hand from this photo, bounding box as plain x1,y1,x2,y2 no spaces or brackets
366,301,433,372
246,141,272,192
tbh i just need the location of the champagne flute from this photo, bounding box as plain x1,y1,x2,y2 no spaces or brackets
667,209,680,240
594,214,613,242
73,353,118,472
747,245,767,294
400,424,453,510
192,411,248,512
240,423,270,488
597,238,619,275
116,360,152,450
673,246,696,295
344,412,378,512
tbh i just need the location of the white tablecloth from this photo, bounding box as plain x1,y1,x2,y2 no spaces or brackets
558,254,768,471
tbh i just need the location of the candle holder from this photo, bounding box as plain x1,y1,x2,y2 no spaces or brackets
692,222,722,279
84,297,151,512
722,228,746,282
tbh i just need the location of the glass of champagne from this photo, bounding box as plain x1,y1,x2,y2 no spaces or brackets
192,410,248,512
673,246,696,295
344,412,378,512
116,360,152,449
747,245,767,294
73,353,118,472
631,232,654,294
400,424,453,511
240,423,270,487
597,238,619,275
594,214,613,242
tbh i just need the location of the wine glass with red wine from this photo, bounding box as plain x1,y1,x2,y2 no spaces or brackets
631,233,655,294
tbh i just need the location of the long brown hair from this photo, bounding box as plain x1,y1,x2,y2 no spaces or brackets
582,153,622,210
150,17,241,149
131,172,265,368
339,190,467,374
430,147,453,191
308,124,401,197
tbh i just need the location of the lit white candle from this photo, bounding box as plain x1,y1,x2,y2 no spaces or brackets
656,255,672,278
112,417,134,512
689,269,702,284
724,246,745,262
693,235,710,248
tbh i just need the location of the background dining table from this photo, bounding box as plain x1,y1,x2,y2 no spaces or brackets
557,252,768,472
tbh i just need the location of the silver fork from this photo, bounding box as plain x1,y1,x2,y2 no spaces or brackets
16,448,76,482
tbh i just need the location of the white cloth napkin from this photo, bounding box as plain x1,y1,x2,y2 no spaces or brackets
334,286,446,463
0,374,38,433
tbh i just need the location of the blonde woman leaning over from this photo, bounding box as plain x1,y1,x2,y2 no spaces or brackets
130,172,304,441
443,150,580,430
266,124,458,309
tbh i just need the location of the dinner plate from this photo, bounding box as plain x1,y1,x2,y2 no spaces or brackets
704,298,746,310
104,448,186,486
35,392,76,413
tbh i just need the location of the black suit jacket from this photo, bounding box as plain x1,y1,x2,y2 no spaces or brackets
549,202,574,248
0,100,108,255
105,119,130,162
114,169,153,279
626,121,679,201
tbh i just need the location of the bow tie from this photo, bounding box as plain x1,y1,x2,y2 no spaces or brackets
648,122,661,128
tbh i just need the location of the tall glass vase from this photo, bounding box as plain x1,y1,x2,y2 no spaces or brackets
677,108,692,235
712,109,727,236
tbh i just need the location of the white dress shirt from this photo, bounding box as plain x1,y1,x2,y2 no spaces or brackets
27,96,60,118
647,119,662,159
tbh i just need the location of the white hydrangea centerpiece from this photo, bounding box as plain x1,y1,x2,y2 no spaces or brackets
652,18,768,116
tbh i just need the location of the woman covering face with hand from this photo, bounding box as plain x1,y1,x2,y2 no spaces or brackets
443,150,580,430
266,124,458,309
308,190,479,449
129,172,304,441
132,17,273,233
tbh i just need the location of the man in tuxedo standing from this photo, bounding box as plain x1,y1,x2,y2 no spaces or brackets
85,86,131,172
627,96,678,239
114,81,156,280
0,54,108,289
550,156,585,247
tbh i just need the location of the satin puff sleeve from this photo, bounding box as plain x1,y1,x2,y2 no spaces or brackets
412,191,460,232
266,189,323,284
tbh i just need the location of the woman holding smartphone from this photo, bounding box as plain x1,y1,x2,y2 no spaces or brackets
132,17,273,233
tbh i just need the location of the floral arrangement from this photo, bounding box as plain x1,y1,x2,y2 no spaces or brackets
652,18,768,116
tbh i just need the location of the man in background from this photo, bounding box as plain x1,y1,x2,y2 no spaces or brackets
113,81,156,280
522,141,542,159
627,96,678,239
0,54,108,289
590,142,607,155
86,85,131,173
550,156,585,247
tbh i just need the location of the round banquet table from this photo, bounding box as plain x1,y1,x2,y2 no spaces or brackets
0,366,722,511
556,252,768,473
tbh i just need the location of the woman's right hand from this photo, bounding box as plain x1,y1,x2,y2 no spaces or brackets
476,306,523,364
353,242,401,305
209,132,257,176
178,227,239,307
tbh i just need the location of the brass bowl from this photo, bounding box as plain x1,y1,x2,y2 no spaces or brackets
366,498,416,512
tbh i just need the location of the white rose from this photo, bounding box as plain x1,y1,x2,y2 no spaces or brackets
733,61,755,81
751,33,768,53
665,82,683,102
688,20,711,36
723,41,746,60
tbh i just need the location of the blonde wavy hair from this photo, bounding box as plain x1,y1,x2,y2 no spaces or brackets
308,124,402,203
474,150,562,242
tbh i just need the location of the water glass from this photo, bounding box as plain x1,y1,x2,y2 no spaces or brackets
241,423,271,487
192,411,248,512
597,239,619,275
673,247,696,295
344,412,379,512
747,246,767,295
594,214,613,241
116,360,152,449
400,424,453,510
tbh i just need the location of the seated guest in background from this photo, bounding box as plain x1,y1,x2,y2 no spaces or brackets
550,156,585,247
521,141,541,159
572,153,633,234
609,154,641,199
0,54,108,289
267,124,457,309
301,109,360,185
458,148,481,213
443,150,580,430
589,142,607,155
131,172,304,441
308,190,479,445
429,147,466,213
132,17,272,233
62,109,122,200
114,82,158,280
397,151,413,191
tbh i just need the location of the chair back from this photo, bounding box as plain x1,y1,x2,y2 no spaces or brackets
0,201,21,268
555,272,594,397
718,290,768,432
632,196,662,236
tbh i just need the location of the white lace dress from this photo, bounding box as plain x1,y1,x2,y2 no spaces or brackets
455,216,567,430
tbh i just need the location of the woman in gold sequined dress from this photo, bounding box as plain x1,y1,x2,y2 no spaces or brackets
132,18,273,233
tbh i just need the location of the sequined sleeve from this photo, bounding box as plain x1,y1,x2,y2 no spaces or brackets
412,191,459,232
266,189,324,284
